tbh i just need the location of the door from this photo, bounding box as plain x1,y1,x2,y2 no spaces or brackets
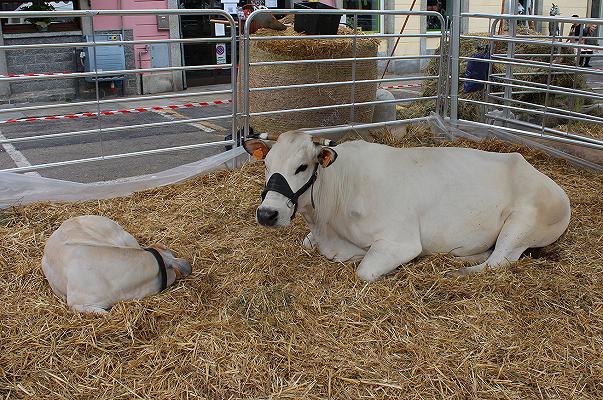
180,0,235,87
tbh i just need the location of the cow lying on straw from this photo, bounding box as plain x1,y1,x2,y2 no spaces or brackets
42,215,192,314
244,131,571,281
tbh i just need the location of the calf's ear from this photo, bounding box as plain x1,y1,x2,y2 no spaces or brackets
318,147,338,168
243,139,270,160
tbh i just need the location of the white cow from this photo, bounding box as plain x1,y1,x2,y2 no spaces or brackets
42,215,192,314
244,131,571,281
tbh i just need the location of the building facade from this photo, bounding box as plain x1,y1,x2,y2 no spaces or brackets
380,0,595,74
0,0,597,103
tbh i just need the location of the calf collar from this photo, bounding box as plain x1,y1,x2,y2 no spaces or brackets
261,163,318,219
144,247,168,291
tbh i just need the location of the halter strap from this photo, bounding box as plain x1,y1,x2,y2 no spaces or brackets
144,247,168,292
261,163,319,219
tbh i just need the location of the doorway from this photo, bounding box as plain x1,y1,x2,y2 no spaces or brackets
180,0,235,87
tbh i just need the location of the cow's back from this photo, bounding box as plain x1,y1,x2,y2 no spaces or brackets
321,141,568,255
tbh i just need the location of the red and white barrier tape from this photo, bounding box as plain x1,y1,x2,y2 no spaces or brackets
0,71,76,78
382,83,422,90
0,99,232,124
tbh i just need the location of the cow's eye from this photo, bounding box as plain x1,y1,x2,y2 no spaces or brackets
295,164,308,174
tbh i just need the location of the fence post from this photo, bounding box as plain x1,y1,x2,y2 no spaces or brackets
503,0,517,123
449,0,461,124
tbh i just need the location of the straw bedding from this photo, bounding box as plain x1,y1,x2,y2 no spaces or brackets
245,26,380,134
1,126,602,399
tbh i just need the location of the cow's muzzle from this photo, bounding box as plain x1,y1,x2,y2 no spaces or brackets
260,164,318,220
256,207,279,226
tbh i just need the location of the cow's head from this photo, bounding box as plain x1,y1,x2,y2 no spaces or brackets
147,243,192,285
243,131,337,227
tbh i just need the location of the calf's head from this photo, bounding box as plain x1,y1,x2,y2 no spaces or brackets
147,244,192,284
244,131,337,227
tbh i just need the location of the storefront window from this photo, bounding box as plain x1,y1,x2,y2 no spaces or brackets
342,0,381,33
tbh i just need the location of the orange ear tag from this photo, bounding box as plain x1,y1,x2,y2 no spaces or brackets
321,152,332,167
252,147,264,160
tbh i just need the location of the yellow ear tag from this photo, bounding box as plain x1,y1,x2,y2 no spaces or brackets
252,147,264,160
321,152,331,167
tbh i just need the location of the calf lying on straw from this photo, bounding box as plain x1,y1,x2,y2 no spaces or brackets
42,215,191,314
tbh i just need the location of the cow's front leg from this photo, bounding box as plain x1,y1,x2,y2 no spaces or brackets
308,226,366,262
319,236,366,262
356,238,422,282
303,232,317,249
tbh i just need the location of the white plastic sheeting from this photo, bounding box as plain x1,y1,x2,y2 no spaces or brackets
1,115,600,209
428,114,603,172
0,147,248,209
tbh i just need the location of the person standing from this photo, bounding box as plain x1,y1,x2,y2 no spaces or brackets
579,24,597,67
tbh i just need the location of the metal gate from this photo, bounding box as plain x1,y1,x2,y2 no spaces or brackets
1,6,602,184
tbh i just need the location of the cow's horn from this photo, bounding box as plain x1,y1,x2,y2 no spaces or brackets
312,136,337,147
249,132,280,141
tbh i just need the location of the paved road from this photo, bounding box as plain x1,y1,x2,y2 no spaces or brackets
0,93,234,183
0,80,423,183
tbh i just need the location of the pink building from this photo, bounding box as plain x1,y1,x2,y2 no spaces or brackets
90,0,170,70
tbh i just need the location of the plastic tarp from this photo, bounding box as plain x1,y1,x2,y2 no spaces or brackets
1,115,600,209
428,114,603,172
463,52,490,93
0,147,248,209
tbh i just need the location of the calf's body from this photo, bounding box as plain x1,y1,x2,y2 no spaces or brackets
42,215,191,314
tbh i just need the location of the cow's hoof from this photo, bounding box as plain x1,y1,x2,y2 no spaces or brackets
356,266,379,282
303,233,316,249
444,269,464,279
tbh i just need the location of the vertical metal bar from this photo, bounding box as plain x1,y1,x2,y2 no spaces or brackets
449,0,462,123
442,15,451,118
571,26,585,110
483,17,495,121
503,0,518,123
349,13,358,125
243,12,251,139
90,14,105,159
540,17,559,136
435,13,446,116
228,13,238,145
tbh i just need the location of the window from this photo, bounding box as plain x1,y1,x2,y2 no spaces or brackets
342,0,381,33
1,1,80,34
426,0,449,31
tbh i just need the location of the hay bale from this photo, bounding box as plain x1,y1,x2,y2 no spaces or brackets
1,128,602,398
244,26,380,133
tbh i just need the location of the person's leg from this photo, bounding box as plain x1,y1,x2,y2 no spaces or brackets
584,51,593,67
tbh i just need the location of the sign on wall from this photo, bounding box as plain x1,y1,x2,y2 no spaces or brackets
216,43,227,64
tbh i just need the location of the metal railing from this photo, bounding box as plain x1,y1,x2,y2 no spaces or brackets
449,11,603,152
1,7,601,179
240,8,448,138
0,8,238,175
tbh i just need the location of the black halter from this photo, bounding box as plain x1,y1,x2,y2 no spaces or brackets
261,163,318,219
144,247,168,291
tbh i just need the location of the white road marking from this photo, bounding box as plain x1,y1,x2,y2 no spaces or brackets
0,129,40,176
152,109,223,133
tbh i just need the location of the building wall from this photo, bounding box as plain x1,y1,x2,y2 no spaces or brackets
384,0,592,74
1,32,82,104
90,0,169,69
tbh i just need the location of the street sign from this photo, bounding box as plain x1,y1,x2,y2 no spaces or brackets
216,43,227,64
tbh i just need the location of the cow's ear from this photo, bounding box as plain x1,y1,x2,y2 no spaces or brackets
243,139,269,160
318,147,337,168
